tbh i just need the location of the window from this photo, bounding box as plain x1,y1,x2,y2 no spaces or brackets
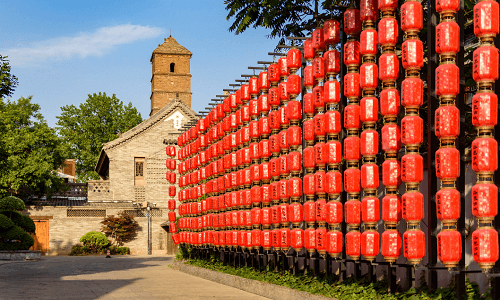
134,158,145,186
135,162,143,177
170,63,175,73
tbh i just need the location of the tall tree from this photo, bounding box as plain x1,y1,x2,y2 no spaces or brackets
225,0,346,46
0,55,18,99
56,92,143,182
0,97,67,199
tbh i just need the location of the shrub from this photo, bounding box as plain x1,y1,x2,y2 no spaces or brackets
0,196,26,212
0,214,14,232
0,205,35,251
0,226,34,250
109,245,130,255
80,231,109,252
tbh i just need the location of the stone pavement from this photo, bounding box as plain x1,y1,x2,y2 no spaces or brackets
0,255,270,300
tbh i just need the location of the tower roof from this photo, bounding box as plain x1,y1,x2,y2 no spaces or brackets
152,37,192,57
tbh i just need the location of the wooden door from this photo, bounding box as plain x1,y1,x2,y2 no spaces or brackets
30,220,49,254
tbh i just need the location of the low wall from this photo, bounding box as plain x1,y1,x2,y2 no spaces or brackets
24,206,178,256
0,250,41,261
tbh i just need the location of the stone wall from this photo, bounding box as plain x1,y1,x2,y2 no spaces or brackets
25,206,178,256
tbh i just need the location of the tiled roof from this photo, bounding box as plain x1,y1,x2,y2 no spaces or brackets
153,37,192,56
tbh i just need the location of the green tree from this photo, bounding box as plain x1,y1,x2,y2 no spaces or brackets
56,93,143,182
0,97,67,199
0,55,18,99
101,211,140,246
225,0,345,46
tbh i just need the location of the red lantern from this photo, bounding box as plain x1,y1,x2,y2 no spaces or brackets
304,201,316,222
361,196,379,223
379,0,398,11
472,92,498,128
360,130,379,156
436,21,460,55
287,74,301,96
436,188,461,222
472,228,499,269
344,8,361,36
402,39,424,70
325,171,342,195
360,29,378,56
324,81,341,104
327,231,343,257
472,183,498,221
344,169,361,194
344,136,361,161
435,106,460,138
325,50,341,75
474,0,500,38
436,148,460,180
403,229,425,264
324,19,340,45
316,227,328,254
379,53,399,82
437,230,462,268
344,73,361,98
472,138,498,173
326,201,343,224
402,77,424,108
401,115,423,145
436,64,460,96
291,229,304,252
360,97,378,123
360,0,378,21
345,200,361,224
305,228,316,253
304,39,314,61
382,160,401,187
381,230,401,262
401,154,423,183
382,195,402,224
361,164,379,190
313,57,325,80
361,231,379,260
436,0,460,13
360,63,379,90
344,41,361,66
473,46,500,82
289,203,304,224
380,88,400,116
378,17,399,46
287,48,302,72
402,192,425,222
346,231,361,259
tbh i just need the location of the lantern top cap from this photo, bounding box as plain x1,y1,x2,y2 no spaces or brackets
152,36,192,57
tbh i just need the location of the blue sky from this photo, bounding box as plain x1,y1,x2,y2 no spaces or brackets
2,0,281,127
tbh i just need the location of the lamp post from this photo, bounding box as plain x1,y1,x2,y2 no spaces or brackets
133,201,156,255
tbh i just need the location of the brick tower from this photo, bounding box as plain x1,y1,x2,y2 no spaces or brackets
150,37,192,116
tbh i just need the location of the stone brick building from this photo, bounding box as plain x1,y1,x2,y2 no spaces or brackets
25,37,197,256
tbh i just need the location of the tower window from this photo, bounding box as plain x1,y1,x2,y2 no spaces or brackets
170,63,175,73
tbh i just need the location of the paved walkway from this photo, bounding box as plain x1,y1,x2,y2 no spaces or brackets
0,255,270,300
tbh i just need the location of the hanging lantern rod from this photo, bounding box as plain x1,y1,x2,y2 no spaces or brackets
248,66,266,70
222,89,235,92
286,36,309,40
277,45,304,49
215,94,227,98
211,98,223,102
257,61,274,65
241,74,253,77
268,52,287,56
235,79,246,82
229,83,240,87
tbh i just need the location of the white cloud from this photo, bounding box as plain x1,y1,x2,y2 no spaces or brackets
4,24,164,67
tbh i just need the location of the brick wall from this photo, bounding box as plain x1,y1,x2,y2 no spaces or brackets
150,53,191,114
25,206,178,256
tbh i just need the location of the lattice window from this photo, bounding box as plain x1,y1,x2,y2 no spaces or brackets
134,186,146,201
123,209,162,218
67,209,106,217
